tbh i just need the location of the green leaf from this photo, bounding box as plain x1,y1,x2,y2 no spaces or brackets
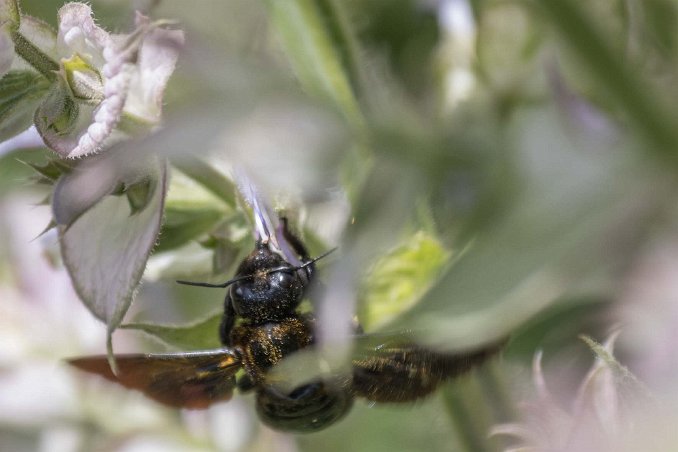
154,163,233,253
262,0,364,127
57,156,167,343
388,106,672,352
507,295,611,360
19,157,71,181
359,230,450,331
155,207,224,253
171,157,237,207
121,312,222,350
0,70,50,141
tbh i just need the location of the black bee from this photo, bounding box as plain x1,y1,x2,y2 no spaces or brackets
68,218,502,432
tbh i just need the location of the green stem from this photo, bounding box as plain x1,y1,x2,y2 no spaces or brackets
442,375,500,452
11,31,59,82
477,360,516,423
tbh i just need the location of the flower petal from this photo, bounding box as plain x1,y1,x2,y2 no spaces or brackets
56,3,109,68
123,16,184,123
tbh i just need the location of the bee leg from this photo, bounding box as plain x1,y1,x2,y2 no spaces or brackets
220,295,236,346
279,216,316,291
279,216,311,261
236,374,255,393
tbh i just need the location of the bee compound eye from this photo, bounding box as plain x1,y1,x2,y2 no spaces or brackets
274,271,295,288
233,284,245,299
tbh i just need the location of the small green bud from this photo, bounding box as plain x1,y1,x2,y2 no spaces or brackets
62,54,104,103
126,178,155,215
36,80,79,136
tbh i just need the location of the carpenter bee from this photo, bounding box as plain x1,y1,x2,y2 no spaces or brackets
68,217,503,432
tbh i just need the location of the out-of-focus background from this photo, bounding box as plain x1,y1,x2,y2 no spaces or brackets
4,0,678,451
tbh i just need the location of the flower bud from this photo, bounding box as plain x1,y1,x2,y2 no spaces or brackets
37,80,79,135
62,54,104,103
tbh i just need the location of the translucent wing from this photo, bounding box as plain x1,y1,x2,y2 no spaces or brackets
351,338,505,403
68,348,242,409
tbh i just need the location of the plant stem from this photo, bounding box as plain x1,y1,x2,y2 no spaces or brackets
11,31,59,82
443,375,500,452
478,360,516,422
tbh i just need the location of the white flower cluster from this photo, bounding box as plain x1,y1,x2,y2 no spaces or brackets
0,1,183,158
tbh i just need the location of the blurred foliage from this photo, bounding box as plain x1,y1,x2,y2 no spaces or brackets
3,0,678,451
358,229,451,331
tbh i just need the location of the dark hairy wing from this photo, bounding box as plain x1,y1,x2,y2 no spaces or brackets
67,349,242,409
351,339,505,403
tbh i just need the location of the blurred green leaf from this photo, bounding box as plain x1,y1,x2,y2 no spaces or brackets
122,312,222,350
355,0,439,96
0,70,49,141
171,158,236,207
262,0,364,127
156,207,224,253
507,295,611,360
537,0,678,157
297,396,462,452
359,230,450,331
389,106,671,351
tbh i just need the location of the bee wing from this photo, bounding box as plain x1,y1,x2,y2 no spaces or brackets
67,349,242,409
351,337,505,403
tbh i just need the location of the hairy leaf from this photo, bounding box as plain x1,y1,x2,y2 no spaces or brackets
0,70,50,141
57,156,167,339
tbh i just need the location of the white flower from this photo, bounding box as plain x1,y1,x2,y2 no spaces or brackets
492,334,653,452
34,2,183,158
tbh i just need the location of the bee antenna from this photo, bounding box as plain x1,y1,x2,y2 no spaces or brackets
176,274,252,289
297,247,337,270
178,248,338,286
262,248,338,276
